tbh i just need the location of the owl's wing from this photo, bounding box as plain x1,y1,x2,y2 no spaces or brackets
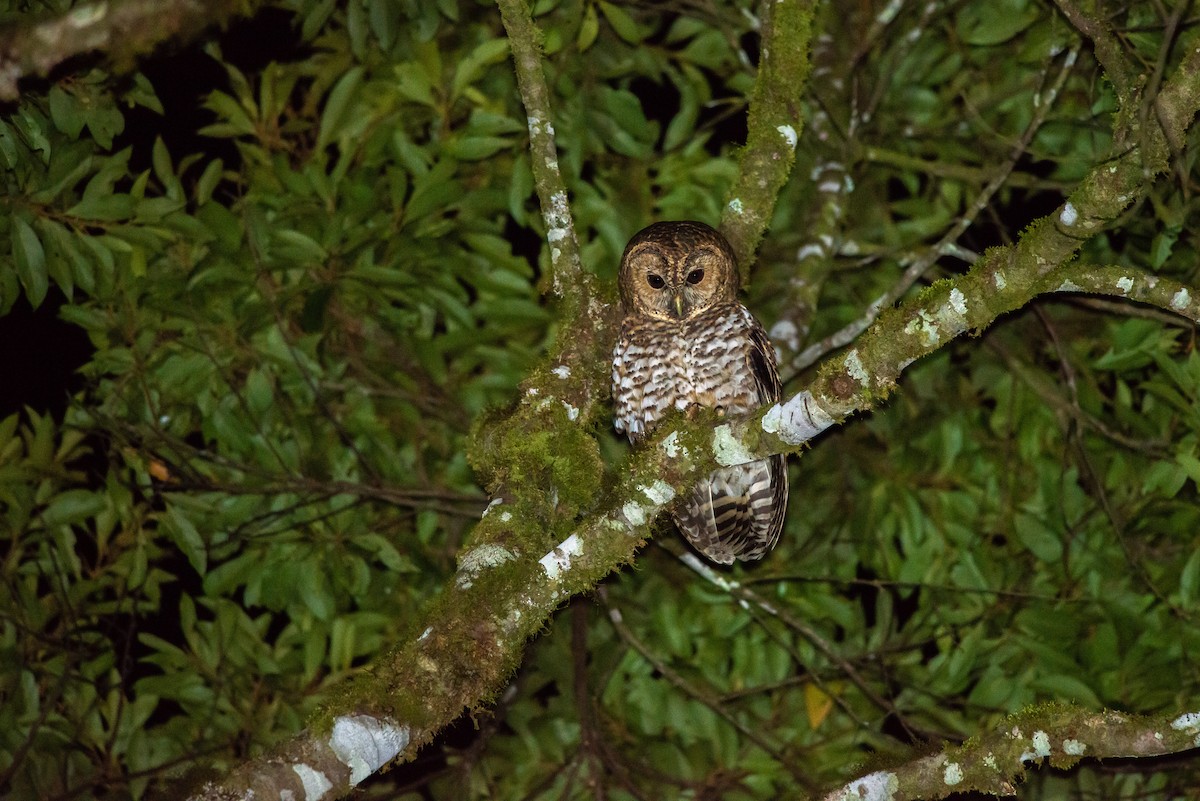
745,317,789,555
746,319,782,403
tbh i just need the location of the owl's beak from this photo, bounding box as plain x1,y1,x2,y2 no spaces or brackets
672,293,687,319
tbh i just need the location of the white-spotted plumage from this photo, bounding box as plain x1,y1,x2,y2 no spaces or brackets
612,221,788,564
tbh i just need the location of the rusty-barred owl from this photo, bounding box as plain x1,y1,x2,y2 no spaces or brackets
611,221,788,564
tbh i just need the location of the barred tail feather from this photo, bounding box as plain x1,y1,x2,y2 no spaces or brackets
674,454,787,564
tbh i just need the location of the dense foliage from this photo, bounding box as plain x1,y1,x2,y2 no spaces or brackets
1,0,1198,798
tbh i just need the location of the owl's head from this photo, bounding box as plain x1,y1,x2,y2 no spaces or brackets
618,221,739,321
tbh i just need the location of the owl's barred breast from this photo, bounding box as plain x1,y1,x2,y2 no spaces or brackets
612,302,764,441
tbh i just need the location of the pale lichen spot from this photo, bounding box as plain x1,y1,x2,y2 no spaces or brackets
551,365,571,379
833,770,899,801
622,501,648,527
482,497,503,517
562,401,580,421
983,753,997,770
776,124,798,150
904,310,941,347
713,424,755,467
1172,288,1191,310
1059,202,1078,226
1063,739,1087,755
292,764,333,800
1116,276,1134,294
1172,711,1200,745
727,198,745,215
499,510,512,522
993,271,1007,290
845,349,869,384
538,533,584,580
1057,279,1083,292
949,288,968,315
1032,730,1051,757
642,480,675,506
943,762,963,786
456,544,516,589
1171,711,1200,731
603,515,627,532
329,716,410,786
660,431,689,459
547,190,570,227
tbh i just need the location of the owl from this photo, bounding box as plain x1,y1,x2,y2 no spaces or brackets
611,221,788,564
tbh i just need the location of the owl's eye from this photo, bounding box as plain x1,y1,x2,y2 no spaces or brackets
686,269,705,285
647,273,666,289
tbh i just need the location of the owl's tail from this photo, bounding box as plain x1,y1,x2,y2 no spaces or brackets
674,454,787,564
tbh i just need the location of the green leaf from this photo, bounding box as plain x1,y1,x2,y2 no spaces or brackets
164,504,207,575
41,490,107,527
577,3,599,50
12,217,48,307
48,86,86,139
0,121,19,168
599,0,642,44
450,39,510,102
318,66,365,150
957,0,1040,46
369,0,398,49
66,194,135,221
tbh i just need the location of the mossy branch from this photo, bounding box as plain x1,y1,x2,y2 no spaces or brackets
1050,0,1136,106
0,0,255,101
720,0,816,275
495,0,588,310
820,706,1200,801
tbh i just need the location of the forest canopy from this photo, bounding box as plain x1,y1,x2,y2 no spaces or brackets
1,0,1199,799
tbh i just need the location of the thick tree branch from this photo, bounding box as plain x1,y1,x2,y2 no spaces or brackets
0,0,253,101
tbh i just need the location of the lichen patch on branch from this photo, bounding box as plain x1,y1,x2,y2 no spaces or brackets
328,715,411,786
